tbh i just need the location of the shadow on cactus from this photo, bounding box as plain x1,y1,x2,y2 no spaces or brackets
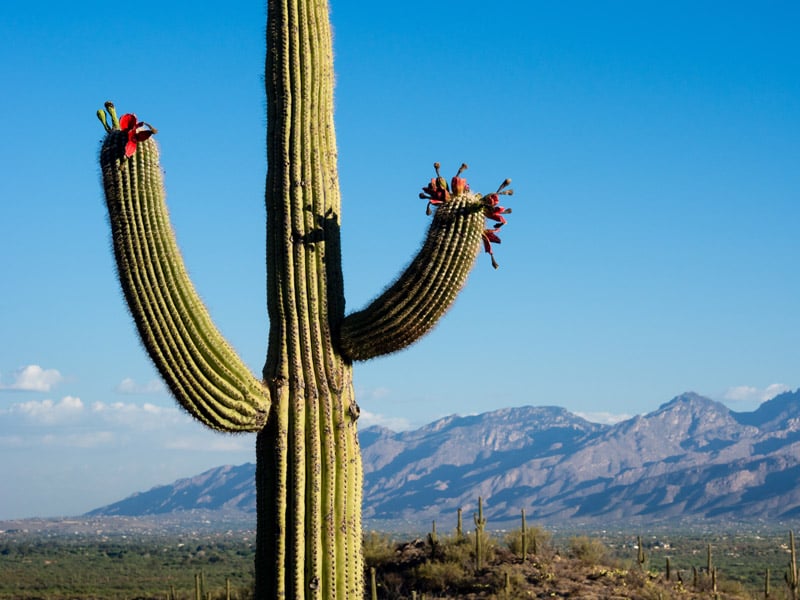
96,2,515,599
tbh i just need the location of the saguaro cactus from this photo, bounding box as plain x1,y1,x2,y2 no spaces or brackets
96,1,513,599
636,535,647,571
787,530,798,600
520,508,528,562
474,496,487,571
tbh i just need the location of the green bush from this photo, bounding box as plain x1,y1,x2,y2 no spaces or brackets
414,560,469,595
567,535,608,565
439,535,474,568
506,525,551,557
363,531,396,568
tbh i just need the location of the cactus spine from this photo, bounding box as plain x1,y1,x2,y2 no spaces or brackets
787,530,799,600
97,1,513,599
474,496,487,571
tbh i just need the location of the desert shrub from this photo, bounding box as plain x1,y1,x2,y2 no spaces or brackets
505,525,551,557
362,530,396,567
490,564,529,599
439,534,474,567
374,571,406,600
414,559,469,595
468,530,497,568
567,535,608,565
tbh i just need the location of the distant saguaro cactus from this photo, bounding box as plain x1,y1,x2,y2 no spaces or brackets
520,508,528,562
766,566,771,598
474,496,488,571
636,535,647,571
787,530,798,600
96,1,513,599
369,567,378,600
428,520,439,560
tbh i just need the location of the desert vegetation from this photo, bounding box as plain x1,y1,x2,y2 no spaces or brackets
361,519,800,599
1,519,798,599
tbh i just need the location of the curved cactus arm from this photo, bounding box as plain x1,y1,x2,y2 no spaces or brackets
338,198,482,361
99,104,269,432
338,165,513,362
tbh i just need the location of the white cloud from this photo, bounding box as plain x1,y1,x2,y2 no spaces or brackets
0,365,63,392
165,436,251,452
722,383,790,404
576,411,632,425
89,400,187,429
9,396,84,425
41,431,116,448
359,409,412,431
115,377,166,395
0,395,253,454
355,386,391,402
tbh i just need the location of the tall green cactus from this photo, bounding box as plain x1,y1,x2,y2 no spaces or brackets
636,535,647,571
474,496,487,571
95,1,513,599
787,530,798,600
520,508,528,562
766,566,771,598
427,520,439,560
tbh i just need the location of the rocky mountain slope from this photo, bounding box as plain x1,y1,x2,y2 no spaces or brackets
87,390,800,524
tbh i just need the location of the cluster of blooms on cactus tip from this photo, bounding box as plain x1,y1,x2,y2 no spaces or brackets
419,162,514,269
119,114,157,158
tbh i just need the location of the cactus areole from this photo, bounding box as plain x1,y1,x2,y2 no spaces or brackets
97,1,513,598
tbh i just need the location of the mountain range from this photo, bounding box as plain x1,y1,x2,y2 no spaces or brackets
87,390,800,525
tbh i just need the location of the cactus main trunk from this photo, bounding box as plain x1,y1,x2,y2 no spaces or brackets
257,0,363,597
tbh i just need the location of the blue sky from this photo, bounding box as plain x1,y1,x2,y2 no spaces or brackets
1,1,798,519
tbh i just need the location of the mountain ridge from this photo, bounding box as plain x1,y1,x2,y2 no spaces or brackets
87,390,800,524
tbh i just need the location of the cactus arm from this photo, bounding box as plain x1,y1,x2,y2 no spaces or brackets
338,167,512,363
338,198,484,361
99,123,269,432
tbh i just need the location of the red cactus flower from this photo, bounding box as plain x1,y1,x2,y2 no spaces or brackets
119,113,156,158
451,176,468,195
483,193,512,226
419,162,453,214
420,177,449,204
482,228,502,269
451,163,469,195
